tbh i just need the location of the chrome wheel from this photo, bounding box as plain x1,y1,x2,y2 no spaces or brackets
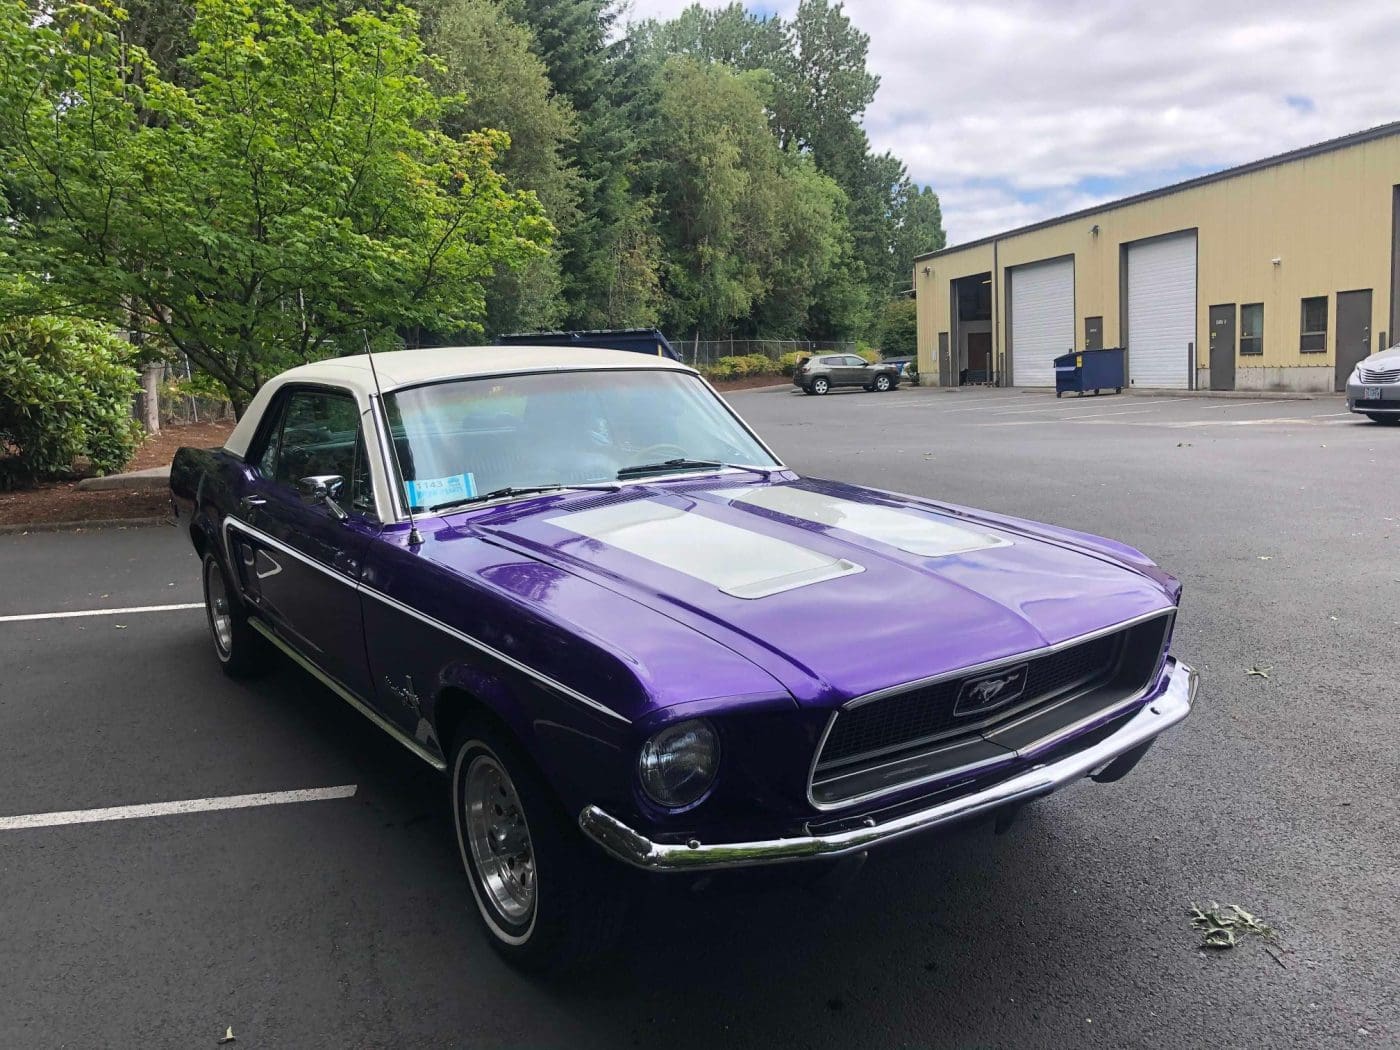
204,557,233,658
463,753,536,925
875,374,891,391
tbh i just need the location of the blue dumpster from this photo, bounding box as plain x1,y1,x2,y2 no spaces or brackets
1054,347,1125,397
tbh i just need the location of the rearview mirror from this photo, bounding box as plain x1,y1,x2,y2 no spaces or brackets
298,475,348,520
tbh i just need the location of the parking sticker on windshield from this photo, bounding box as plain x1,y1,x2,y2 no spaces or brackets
405,473,477,509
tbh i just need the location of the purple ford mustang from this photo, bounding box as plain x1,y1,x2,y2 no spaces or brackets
171,346,1197,968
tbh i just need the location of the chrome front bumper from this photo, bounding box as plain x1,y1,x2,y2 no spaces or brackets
579,659,1197,871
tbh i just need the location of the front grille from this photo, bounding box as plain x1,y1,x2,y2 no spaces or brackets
810,612,1172,807
820,632,1119,764
1359,365,1400,383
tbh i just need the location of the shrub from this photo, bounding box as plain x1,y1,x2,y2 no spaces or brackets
778,351,806,376
854,345,879,364
0,317,143,488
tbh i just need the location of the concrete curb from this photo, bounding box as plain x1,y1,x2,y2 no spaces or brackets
77,466,171,492
0,516,170,535
1127,388,1333,400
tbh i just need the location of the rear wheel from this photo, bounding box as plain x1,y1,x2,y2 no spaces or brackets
811,377,830,395
873,374,892,392
201,552,267,677
451,721,627,971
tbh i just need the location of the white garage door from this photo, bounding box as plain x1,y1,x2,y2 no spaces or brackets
1127,233,1196,388
1009,258,1074,386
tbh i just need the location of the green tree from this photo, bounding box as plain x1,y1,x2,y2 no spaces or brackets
506,0,662,328
0,0,550,415
422,0,582,336
650,58,851,338
891,181,945,291
878,297,917,357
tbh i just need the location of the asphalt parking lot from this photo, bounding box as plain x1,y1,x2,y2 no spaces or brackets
2,386,1397,1048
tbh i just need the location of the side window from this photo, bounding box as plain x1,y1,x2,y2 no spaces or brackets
257,403,286,478
263,390,374,515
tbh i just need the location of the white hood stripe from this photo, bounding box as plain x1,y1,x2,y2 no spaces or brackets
545,500,862,599
710,486,1011,558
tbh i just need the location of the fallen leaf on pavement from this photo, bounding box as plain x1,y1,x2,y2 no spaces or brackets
1190,902,1275,950
218,1027,236,1045
1245,666,1271,679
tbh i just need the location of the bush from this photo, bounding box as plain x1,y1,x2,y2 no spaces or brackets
778,351,806,376
0,317,143,488
853,345,879,364
705,353,780,380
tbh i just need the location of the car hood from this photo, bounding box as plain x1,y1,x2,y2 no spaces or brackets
441,475,1178,709
1359,344,1400,368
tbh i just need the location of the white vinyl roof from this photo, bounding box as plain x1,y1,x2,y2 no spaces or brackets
225,345,694,459
276,344,690,395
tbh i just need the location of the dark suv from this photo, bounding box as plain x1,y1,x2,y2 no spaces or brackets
793,354,901,395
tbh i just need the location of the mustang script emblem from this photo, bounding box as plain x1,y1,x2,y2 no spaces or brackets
954,664,1029,717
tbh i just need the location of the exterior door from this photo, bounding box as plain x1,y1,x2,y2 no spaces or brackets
1127,232,1196,388
1336,290,1373,391
232,386,377,698
938,332,952,387
839,355,868,386
1209,304,1236,391
966,332,993,381
1009,257,1074,386
1085,316,1104,351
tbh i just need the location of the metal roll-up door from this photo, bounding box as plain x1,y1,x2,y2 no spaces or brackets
1009,258,1074,386
1127,233,1197,388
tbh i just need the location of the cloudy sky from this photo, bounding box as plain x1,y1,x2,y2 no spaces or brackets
625,0,1400,246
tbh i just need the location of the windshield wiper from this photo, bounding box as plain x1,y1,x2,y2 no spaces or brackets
425,482,618,514
615,458,778,480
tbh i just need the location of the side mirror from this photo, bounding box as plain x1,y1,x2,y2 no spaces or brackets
298,475,348,520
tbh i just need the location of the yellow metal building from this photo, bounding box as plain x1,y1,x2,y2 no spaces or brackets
914,121,1400,392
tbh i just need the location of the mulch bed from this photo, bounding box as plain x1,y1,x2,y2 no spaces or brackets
0,419,236,529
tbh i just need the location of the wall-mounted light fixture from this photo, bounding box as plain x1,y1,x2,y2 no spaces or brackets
922,265,932,276
1090,224,1100,236
1271,257,1282,266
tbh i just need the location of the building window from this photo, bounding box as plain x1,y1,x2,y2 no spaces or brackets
1300,296,1327,353
1240,303,1263,356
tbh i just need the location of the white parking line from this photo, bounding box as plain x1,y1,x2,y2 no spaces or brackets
0,785,359,831
0,602,203,624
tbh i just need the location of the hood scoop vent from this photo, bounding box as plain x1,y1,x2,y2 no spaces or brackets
709,485,1011,558
544,499,863,599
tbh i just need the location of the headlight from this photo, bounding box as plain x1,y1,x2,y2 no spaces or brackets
638,719,719,808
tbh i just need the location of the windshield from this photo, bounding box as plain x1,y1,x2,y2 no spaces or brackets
384,369,780,511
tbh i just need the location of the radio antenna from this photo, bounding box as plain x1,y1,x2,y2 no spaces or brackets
363,331,423,547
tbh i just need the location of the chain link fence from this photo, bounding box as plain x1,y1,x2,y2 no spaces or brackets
673,338,856,371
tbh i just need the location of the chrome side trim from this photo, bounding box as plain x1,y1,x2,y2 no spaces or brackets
580,659,1197,872
844,607,1174,711
248,617,446,770
223,516,357,587
357,584,631,725
224,517,629,725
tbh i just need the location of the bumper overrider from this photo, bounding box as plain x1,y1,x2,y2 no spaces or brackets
580,658,1198,871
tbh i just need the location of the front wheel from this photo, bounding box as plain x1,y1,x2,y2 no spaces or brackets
451,723,627,971
873,374,892,392
811,377,830,395
202,552,267,677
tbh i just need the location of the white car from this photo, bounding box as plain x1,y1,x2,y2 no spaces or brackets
1346,344,1400,423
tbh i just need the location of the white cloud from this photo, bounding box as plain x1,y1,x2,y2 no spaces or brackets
623,0,1400,244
